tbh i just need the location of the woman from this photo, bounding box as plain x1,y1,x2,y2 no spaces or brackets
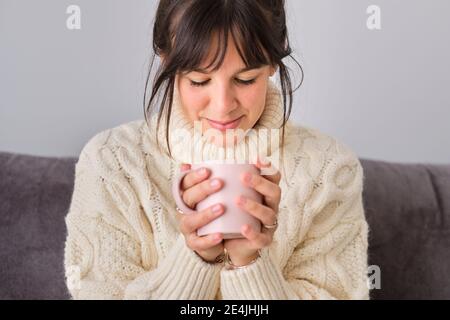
64,0,369,300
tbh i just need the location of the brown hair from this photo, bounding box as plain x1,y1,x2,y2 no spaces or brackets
144,0,303,158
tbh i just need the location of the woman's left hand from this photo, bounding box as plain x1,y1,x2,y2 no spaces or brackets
224,157,282,267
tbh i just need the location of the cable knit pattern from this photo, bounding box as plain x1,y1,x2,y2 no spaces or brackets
64,79,369,300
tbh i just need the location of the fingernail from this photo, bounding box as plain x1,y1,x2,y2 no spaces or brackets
197,168,207,176
238,195,246,205
214,233,222,241
243,172,252,184
212,204,222,213
210,179,220,188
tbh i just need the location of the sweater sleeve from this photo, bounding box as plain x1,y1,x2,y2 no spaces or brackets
219,143,370,300
64,134,221,300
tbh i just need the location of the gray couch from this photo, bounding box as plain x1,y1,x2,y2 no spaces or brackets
0,151,449,300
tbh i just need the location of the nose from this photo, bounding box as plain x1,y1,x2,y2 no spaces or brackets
211,82,237,116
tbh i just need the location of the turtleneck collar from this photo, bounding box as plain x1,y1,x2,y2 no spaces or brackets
151,78,286,166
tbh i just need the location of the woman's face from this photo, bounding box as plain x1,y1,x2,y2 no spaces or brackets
174,34,276,145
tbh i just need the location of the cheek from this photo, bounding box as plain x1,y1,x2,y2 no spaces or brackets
239,84,267,115
179,85,208,119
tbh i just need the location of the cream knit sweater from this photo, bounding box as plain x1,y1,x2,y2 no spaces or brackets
64,79,370,300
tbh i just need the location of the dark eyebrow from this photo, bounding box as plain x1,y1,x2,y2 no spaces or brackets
191,65,263,75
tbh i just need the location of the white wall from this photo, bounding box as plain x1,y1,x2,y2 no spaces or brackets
1,0,449,164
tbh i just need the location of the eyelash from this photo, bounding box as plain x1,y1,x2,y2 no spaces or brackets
189,78,256,87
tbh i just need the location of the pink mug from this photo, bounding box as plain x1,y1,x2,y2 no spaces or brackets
172,161,262,239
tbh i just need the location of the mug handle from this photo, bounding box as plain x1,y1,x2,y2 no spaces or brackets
171,169,198,215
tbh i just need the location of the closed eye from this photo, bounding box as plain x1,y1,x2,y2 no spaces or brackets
190,79,210,87
189,78,256,87
235,78,256,86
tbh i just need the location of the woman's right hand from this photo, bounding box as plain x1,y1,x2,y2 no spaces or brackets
177,163,225,263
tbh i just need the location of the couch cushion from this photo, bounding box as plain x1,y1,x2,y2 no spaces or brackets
362,159,450,299
0,151,76,299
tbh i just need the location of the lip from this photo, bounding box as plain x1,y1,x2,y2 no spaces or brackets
207,116,243,131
